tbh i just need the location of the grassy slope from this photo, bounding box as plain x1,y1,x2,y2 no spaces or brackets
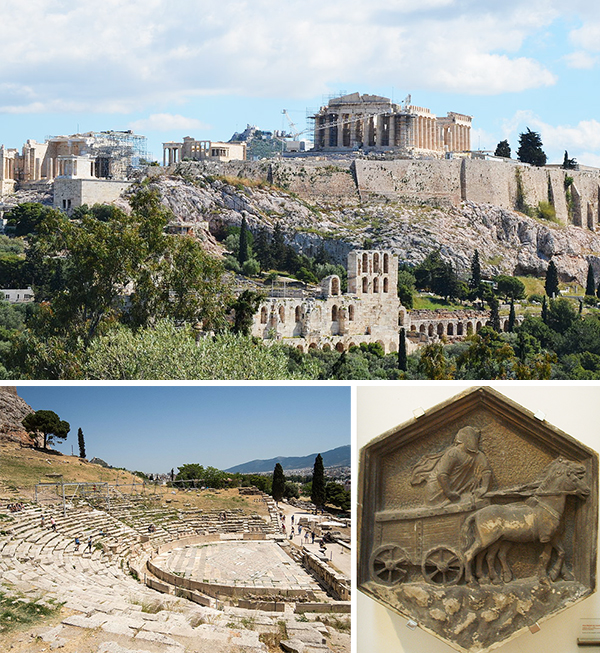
0,442,269,516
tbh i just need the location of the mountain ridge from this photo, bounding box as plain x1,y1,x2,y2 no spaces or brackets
225,444,350,474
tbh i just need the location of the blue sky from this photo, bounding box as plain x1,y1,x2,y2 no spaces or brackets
16,385,350,475
2,2,600,166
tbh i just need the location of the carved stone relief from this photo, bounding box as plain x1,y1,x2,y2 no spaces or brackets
358,387,598,652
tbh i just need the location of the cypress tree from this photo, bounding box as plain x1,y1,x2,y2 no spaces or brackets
488,293,501,332
270,222,286,270
508,299,515,332
77,427,86,459
272,463,286,503
586,262,595,297
398,328,407,372
545,260,559,298
541,295,548,323
238,216,249,265
494,140,511,158
311,454,326,511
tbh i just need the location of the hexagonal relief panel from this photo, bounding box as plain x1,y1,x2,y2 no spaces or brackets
358,387,598,653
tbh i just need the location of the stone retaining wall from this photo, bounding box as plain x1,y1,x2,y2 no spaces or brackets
302,551,350,601
294,602,351,614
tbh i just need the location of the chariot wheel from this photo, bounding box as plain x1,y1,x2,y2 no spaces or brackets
370,544,410,586
422,546,463,585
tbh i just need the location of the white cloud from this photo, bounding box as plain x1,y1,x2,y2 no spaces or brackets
128,114,209,132
501,110,600,165
563,51,598,69
0,0,562,114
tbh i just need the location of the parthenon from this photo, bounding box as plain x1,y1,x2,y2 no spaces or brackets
312,92,471,157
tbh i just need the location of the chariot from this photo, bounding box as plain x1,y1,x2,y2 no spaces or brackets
369,499,488,586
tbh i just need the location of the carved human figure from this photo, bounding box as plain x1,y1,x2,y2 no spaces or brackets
411,426,492,505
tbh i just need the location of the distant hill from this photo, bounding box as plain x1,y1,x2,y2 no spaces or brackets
225,445,350,474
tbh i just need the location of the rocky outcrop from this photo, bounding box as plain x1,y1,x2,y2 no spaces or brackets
142,168,600,284
0,387,38,446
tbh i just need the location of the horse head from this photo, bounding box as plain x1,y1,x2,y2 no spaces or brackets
538,458,590,499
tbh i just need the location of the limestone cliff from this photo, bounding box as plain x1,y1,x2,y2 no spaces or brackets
142,166,600,284
0,387,37,446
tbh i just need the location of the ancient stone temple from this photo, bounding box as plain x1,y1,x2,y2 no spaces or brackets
312,92,471,157
162,137,246,165
251,249,400,353
358,386,598,653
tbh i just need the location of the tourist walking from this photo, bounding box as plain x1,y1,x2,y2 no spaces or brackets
50,517,56,531
85,536,93,554
74,537,80,552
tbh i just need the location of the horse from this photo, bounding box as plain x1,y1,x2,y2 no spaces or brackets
462,458,590,584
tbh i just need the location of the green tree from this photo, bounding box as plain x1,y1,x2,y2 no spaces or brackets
283,481,300,500
5,203,58,237
517,128,547,167
238,216,249,265
397,270,416,308
456,328,517,380
270,222,286,270
325,481,350,511
545,260,560,298
494,275,526,301
77,427,86,459
311,454,326,509
272,463,286,502
487,293,501,332
398,328,407,372
469,250,482,292
586,262,596,297
417,343,455,379
494,140,511,158
22,410,70,450
541,295,548,323
562,151,577,170
508,299,516,332
546,298,579,335
230,290,264,336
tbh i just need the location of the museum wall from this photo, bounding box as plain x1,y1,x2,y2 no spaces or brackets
356,383,600,653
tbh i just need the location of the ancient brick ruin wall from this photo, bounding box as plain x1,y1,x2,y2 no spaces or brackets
53,178,133,212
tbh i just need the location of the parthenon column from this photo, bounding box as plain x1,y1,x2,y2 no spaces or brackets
376,115,383,147
363,117,371,147
389,114,396,148
323,119,330,149
337,115,344,148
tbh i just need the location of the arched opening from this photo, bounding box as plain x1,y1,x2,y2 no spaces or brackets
383,253,389,273
322,344,331,351
457,322,464,336
467,322,474,335
437,323,444,336
447,323,454,336
295,306,301,322
296,345,304,352
348,305,355,321
376,340,385,352
331,277,340,295
428,324,434,337
389,341,397,352
383,277,389,293
362,252,368,272
278,306,285,323
503,320,509,332
476,321,482,332
348,342,356,349
373,253,380,273
373,278,379,293
335,342,345,352
308,342,317,350
419,324,426,333
261,307,267,324
410,325,417,332
331,305,338,321
362,277,368,293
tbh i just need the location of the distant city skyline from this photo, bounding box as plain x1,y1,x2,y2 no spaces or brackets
2,3,600,166
16,385,350,475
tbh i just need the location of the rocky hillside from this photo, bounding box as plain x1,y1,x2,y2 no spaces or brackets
6,162,600,284
0,387,38,447
139,165,600,284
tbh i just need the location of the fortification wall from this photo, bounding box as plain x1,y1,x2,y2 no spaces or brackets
164,158,600,231
354,159,462,205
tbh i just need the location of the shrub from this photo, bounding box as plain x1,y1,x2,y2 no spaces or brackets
241,258,260,277
536,201,557,222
